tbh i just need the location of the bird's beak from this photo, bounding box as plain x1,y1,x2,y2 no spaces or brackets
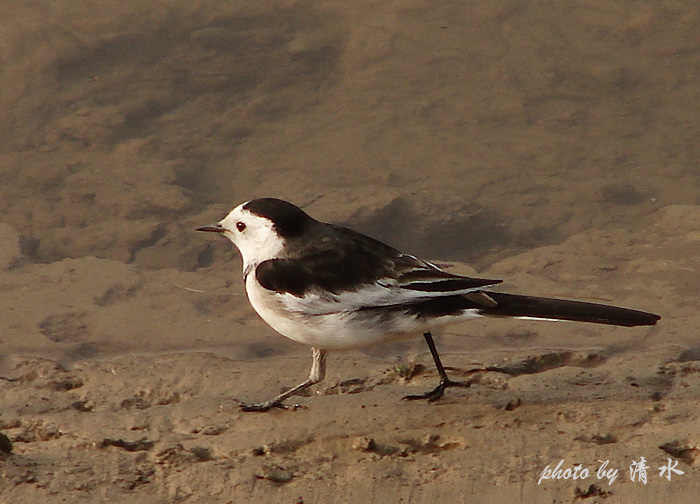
196,223,225,233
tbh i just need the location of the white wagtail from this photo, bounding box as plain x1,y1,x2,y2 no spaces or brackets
197,198,660,412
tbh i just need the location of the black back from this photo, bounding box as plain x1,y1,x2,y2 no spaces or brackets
249,198,502,299
255,223,401,296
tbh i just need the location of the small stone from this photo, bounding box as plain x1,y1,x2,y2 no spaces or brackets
72,400,94,412
257,465,293,483
200,424,227,436
659,440,700,466
189,446,213,461
99,437,154,452
0,432,12,453
39,423,62,441
505,398,522,411
352,436,375,452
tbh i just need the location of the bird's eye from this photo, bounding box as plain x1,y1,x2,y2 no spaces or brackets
236,222,246,232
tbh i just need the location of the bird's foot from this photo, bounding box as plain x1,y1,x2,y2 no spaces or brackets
239,399,306,412
402,377,473,402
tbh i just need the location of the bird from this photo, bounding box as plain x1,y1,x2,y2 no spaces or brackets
197,198,660,412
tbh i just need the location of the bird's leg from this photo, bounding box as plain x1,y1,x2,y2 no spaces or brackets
403,332,473,402
240,348,327,412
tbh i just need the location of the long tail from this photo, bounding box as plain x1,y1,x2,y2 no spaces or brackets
479,292,660,327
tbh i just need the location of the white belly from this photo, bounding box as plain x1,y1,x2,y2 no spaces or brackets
244,274,481,350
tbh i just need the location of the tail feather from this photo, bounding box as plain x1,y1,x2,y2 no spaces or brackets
480,292,660,327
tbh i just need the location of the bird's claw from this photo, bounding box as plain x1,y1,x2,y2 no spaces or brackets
402,378,473,402
239,400,306,412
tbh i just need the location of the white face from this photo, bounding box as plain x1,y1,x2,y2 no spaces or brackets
217,203,286,270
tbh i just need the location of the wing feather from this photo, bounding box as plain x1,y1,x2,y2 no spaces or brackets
255,245,501,315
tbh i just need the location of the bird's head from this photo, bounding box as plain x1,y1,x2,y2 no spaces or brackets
197,198,313,269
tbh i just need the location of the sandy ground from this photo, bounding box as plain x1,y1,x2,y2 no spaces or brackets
2,0,700,502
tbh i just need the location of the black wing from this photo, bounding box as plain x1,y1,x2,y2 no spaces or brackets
255,224,501,298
